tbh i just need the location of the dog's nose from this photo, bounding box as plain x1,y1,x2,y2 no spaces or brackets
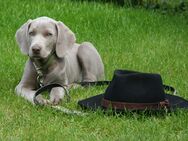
32,45,41,54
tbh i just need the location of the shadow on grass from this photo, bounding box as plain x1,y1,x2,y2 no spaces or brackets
75,105,188,120
70,0,125,6
71,0,188,13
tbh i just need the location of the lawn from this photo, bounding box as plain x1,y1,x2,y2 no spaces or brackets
0,0,188,140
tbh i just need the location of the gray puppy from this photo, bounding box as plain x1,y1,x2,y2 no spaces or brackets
15,17,104,105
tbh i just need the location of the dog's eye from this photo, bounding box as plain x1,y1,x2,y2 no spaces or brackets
44,32,53,37
29,31,36,36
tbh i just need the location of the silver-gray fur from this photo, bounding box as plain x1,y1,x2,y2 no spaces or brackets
15,17,104,105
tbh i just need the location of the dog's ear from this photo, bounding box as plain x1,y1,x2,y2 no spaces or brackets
15,19,32,55
55,21,76,58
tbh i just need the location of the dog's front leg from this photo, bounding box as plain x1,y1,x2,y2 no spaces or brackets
15,84,36,104
15,60,49,105
16,84,50,105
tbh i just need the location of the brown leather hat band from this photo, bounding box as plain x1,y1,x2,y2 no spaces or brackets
102,98,170,110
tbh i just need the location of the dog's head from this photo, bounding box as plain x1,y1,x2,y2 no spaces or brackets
15,17,76,59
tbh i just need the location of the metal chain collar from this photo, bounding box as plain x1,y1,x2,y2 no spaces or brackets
30,49,70,102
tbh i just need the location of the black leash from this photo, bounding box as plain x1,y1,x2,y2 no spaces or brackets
34,81,111,104
33,81,176,103
77,81,111,87
33,83,70,105
163,84,177,95
33,81,111,116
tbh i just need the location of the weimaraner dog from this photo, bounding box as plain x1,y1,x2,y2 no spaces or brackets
15,17,104,105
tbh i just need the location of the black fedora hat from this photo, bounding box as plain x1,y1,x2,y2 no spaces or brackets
78,70,188,112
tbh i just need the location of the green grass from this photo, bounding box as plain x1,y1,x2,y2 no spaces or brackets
0,0,188,140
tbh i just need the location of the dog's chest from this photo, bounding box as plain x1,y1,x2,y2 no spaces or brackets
42,59,81,85
42,64,67,85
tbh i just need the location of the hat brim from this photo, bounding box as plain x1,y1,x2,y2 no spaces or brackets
78,94,188,112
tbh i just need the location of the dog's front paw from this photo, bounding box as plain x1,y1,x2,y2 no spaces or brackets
15,85,22,96
50,87,65,105
50,93,62,105
34,95,50,106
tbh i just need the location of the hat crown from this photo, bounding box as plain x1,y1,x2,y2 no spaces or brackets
104,70,165,103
